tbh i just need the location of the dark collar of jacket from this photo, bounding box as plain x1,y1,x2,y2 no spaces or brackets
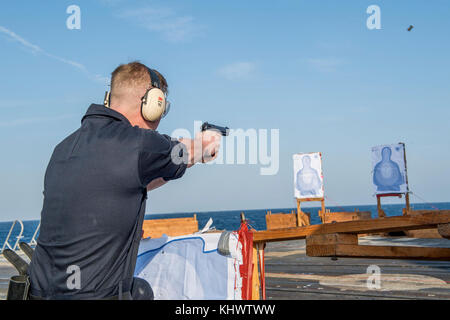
82,104,132,126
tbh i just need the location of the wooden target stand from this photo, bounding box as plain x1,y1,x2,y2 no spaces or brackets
266,195,372,230
376,142,411,218
296,197,325,226
373,143,445,238
376,192,411,218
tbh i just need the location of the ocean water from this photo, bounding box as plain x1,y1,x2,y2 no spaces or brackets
1,202,449,250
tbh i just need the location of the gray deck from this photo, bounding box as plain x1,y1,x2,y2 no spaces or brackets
264,237,450,300
1,236,449,300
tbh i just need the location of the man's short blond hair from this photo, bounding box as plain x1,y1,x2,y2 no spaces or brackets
110,61,168,99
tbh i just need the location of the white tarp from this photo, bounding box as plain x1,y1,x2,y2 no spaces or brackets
293,152,324,199
134,231,242,300
371,143,408,194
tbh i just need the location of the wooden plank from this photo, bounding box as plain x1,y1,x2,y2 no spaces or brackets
438,223,450,239
296,199,311,227
266,212,297,230
143,217,197,225
306,233,358,246
142,224,198,238
406,229,442,239
257,243,266,300
306,244,450,260
376,196,386,218
405,209,438,215
305,233,358,257
253,211,450,243
320,199,325,223
404,210,443,238
297,211,310,227
251,244,260,300
405,192,411,213
297,197,324,202
322,211,371,224
306,244,337,257
142,215,198,239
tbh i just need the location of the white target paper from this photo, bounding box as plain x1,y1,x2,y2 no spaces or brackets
293,152,324,199
371,143,408,195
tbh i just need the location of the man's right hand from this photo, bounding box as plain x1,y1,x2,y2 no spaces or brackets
179,130,222,167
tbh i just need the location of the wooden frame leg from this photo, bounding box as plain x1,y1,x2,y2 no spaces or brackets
404,193,411,216
251,243,260,300
377,196,386,218
258,243,266,300
296,199,311,226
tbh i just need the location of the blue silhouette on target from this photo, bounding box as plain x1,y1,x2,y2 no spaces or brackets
373,147,404,192
296,155,322,196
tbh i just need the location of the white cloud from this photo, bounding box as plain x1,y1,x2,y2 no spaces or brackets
217,62,256,80
0,25,109,84
307,58,343,73
0,26,42,54
118,7,201,43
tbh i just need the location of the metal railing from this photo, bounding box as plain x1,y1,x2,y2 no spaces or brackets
1,220,24,253
29,222,40,247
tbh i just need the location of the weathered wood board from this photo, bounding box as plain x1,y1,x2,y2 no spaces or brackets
405,210,444,238
438,223,450,240
142,215,198,239
254,211,450,243
306,244,450,260
322,211,372,224
266,211,298,230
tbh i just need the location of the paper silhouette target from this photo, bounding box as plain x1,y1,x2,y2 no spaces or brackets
372,143,408,194
293,152,324,199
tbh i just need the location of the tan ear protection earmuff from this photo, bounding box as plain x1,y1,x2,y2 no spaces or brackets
140,68,171,121
103,91,111,108
103,68,171,121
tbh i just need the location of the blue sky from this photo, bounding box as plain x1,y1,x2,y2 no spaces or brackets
0,0,449,220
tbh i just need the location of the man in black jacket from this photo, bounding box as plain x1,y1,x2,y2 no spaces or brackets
27,61,221,299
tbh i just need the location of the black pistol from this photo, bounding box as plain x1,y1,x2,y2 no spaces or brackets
201,122,229,136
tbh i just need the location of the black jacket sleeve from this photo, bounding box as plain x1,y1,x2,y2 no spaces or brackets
138,130,188,186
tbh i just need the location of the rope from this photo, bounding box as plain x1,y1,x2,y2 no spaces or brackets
409,191,440,211
324,195,348,212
